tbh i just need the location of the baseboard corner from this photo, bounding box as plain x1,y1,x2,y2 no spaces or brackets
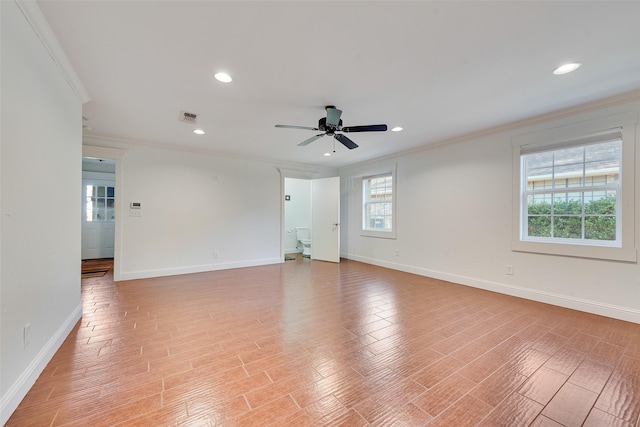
0,303,82,425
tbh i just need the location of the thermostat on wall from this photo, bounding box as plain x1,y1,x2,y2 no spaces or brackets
130,202,141,209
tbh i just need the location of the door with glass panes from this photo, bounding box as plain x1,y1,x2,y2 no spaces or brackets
82,176,115,259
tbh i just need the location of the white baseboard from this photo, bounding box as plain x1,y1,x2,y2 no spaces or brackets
118,257,282,281
0,303,82,425
342,253,640,324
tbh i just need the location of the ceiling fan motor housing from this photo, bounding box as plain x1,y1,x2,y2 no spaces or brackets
318,117,342,133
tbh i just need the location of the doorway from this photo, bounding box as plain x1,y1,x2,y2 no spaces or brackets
81,160,115,259
81,146,124,281
284,178,311,257
283,176,340,263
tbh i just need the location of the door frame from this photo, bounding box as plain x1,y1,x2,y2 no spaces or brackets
82,145,125,281
279,168,315,261
279,168,321,261
279,168,342,263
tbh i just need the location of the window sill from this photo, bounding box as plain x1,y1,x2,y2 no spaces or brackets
511,239,636,262
361,230,397,239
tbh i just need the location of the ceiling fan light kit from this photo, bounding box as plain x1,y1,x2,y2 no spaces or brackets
275,106,388,150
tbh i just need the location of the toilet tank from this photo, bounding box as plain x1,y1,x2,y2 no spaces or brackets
295,227,310,240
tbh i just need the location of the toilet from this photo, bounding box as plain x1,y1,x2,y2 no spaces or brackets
295,227,311,258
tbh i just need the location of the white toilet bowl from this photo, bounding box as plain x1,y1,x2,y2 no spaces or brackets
295,227,311,258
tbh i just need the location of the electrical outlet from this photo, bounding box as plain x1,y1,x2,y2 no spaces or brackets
395,249,400,257
24,323,32,348
130,209,142,217
506,265,513,275
213,251,219,259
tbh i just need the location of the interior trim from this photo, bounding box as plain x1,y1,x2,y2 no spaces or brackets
343,253,640,325
0,304,82,426
118,257,282,281
15,0,90,104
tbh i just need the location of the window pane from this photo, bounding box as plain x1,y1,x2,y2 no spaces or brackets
585,140,620,170
528,196,551,215
566,177,582,188
553,193,582,214
369,216,385,229
553,147,583,188
525,152,553,181
521,139,621,245
97,186,105,197
585,194,616,215
554,216,582,239
585,216,616,241
107,186,115,197
528,216,551,237
363,173,393,233
107,199,115,209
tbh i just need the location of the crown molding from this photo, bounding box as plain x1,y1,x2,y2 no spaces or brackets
343,88,640,171
83,133,336,175
16,0,90,104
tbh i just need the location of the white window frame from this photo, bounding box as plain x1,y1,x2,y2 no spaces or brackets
512,112,637,262
361,167,397,239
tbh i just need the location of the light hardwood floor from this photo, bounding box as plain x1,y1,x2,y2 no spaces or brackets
7,256,640,426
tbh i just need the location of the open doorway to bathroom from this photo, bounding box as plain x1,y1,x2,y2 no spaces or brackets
284,178,312,260
282,176,341,263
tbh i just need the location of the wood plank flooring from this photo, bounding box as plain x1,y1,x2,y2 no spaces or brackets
7,256,640,426
81,258,114,279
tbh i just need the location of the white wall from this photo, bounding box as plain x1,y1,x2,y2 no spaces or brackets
1,1,83,422
284,178,311,253
83,137,336,280
82,158,115,174
340,96,640,324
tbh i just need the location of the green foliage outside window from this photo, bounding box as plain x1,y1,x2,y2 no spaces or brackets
527,196,616,241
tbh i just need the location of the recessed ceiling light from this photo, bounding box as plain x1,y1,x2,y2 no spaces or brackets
214,72,232,83
391,126,403,132
193,129,205,135
323,152,331,157
553,63,581,75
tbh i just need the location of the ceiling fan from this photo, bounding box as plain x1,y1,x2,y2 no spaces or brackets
275,106,387,150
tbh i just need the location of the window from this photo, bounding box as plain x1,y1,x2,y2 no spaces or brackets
512,113,636,261
362,171,396,238
85,185,115,222
523,137,620,243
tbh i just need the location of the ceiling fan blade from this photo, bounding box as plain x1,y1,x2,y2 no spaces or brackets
326,107,343,128
275,125,318,131
334,134,358,150
298,134,325,146
341,124,388,133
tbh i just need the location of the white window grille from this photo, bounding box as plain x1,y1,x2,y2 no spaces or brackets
522,134,621,244
85,185,115,222
361,169,396,239
511,112,636,262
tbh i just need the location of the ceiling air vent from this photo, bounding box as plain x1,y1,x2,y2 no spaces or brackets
179,111,198,124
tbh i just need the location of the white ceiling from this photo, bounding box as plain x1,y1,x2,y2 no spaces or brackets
38,1,640,168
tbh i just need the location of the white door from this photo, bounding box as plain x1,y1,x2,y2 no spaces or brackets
82,177,115,259
311,176,340,263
